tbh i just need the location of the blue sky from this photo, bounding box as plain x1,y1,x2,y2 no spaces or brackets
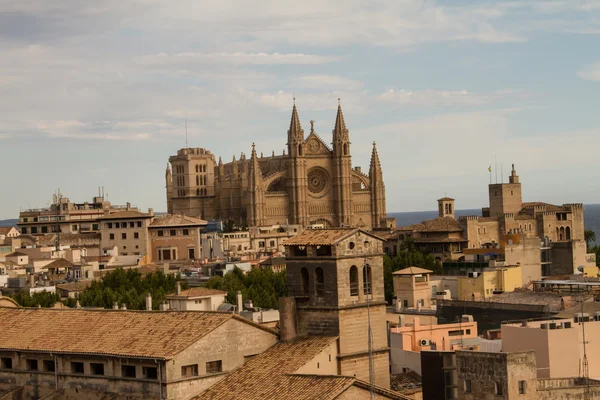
1,0,599,219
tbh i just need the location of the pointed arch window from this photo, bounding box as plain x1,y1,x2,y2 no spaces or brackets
363,264,372,295
315,267,325,297
349,266,358,296
196,175,200,186
343,143,348,156
566,226,571,240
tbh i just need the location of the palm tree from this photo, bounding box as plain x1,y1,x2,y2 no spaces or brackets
585,230,596,248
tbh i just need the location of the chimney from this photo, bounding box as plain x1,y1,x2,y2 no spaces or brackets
113,302,119,310
395,298,401,312
279,297,297,341
148,208,154,216
236,291,243,313
176,281,181,295
126,202,131,210
121,303,127,310
146,293,152,311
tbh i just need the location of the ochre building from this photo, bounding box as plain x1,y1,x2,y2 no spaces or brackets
165,104,386,228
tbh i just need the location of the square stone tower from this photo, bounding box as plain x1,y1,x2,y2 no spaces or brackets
283,228,390,388
488,164,523,217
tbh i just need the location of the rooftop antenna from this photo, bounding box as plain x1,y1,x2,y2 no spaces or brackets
501,162,504,184
494,154,498,184
185,118,188,148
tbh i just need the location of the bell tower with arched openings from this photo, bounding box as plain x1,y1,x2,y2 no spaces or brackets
283,228,390,388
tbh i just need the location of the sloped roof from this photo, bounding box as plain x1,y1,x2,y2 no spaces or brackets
414,217,463,233
284,228,383,246
150,214,207,227
437,197,455,201
393,266,433,275
193,335,409,400
390,370,421,391
43,258,74,269
0,308,276,359
55,280,93,292
0,227,17,235
5,251,27,257
166,288,227,299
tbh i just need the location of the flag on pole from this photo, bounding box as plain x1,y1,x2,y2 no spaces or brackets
488,166,492,172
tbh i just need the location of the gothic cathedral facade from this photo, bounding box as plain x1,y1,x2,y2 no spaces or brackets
165,104,386,228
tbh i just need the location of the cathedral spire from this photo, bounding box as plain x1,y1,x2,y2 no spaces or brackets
287,103,304,144
333,102,348,140
370,141,381,172
165,163,171,178
218,156,224,177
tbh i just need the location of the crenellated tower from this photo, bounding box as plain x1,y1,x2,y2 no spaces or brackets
332,104,354,226
369,142,386,228
287,103,308,225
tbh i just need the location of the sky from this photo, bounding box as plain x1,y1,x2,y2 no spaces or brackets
0,0,599,219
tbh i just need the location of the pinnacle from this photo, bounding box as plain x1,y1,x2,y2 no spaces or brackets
370,141,381,170
288,103,304,139
333,103,348,136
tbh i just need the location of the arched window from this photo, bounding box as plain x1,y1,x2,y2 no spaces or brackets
566,226,571,240
349,266,358,296
363,265,372,295
196,175,200,185
315,267,324,296
343,143,348,155
197,188,200,196
301,267,309,295
449,204,452,213
298,144,303,156
529,224,532,231
559,227,565,241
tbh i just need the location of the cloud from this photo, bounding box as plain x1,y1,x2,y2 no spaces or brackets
140,52,341,66
577,62,600,81
288,75,364,91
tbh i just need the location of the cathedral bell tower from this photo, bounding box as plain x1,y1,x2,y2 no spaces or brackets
282,228,391,388
332,103,354,226
287,102,308,225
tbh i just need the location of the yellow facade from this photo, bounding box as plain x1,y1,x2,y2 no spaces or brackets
457,266,522,300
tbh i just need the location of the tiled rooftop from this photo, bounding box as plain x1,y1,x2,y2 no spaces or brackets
0,308,274,359
414,217,463,233
284,228,383,246
43,258,74,270
393,266,433,275
150,214,207,227
99,211,151,220
55,280,93,292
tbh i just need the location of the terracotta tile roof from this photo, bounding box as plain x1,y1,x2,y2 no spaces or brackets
99,211,152,220
35,233,101,246
284,228,383,246
437,197,455,201
43,258,74,270
167,288,227,298
413,237,468,243
0,227,16,235
55,280,93,292
0,308,273,359
414,217,463,233
5,251,27,257
390,370,421,390
491,291,590,312
150,214,207,227
393,266,433,275
193,336,339,399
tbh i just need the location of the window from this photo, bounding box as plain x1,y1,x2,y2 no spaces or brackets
495,382,504,395
206,360,222,374
43,360,55,372
270,240,275,247
181,364,198,377
170,229,177,236
518,381,527,394
315,267,325,296
41,226,48,233
143,366,158,380
158,230,164,237
92,223,99,231
72,225,78,231
109,233,115,240
137,221,142,228
31,227,38,234
21,227,27,234
363,264,372,295
26,359,39,371
71,362,85,374
183,229,189,236
348,241,355,250
466,329,471,335
134,232,139,239
91,363,105,375
1,357,12,369
349,266,359,296
448,330,465,336
464,379,472,393
23,217,28,222
107,222,113,229
121,365,136,378
301,267,309,295
129,222,134,228
122,233,127,240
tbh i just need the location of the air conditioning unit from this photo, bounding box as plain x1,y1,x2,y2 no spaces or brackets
420,339,432,346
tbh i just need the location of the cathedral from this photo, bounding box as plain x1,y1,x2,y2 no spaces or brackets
165,103,386,228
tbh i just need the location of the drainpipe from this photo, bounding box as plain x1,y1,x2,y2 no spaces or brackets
54,354,59,391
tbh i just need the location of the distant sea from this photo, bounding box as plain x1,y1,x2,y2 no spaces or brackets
388,203,600,246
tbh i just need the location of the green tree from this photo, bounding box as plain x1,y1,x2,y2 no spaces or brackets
591,245,600,268
585,230,596,248
76,268,183,310
10,290,61,308
205,267,286,309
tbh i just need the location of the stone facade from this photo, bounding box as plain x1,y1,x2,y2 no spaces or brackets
166,104,386,229
284,229,391,388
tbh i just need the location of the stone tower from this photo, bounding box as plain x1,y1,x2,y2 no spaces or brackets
488,164,523,217
438,197,455,219
283,228,391,388
332,104,354,226
369,142,386,227
287,103,308,225
165,163,173,214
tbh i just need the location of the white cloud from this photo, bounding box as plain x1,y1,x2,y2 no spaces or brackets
577,62,600,81
140,52,341,66
288,75,364,91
